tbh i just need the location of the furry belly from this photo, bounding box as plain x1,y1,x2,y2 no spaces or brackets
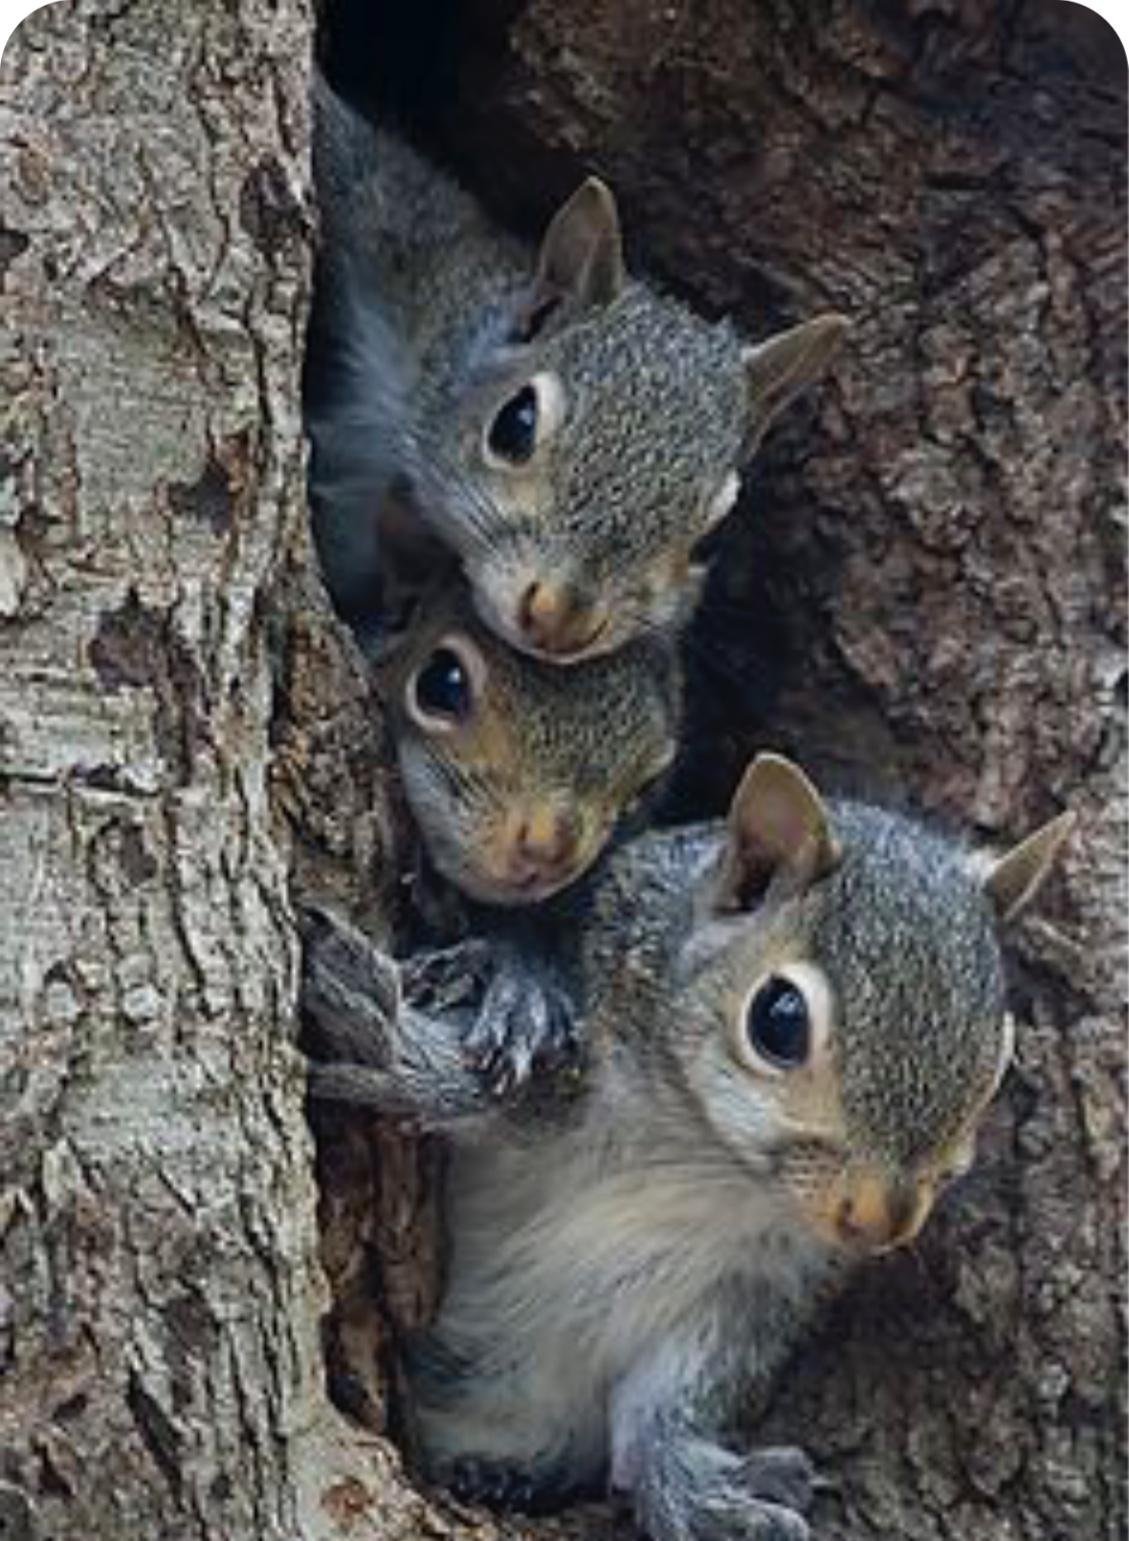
405,1149,823,1493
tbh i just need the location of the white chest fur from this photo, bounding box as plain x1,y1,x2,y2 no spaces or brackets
416,1078,832,1480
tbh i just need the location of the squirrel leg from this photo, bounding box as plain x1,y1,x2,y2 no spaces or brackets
298,905,497,1122
609,1307,816,1541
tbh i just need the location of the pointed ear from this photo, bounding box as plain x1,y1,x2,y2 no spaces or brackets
531,177,625,318
981,810,1075,925
741,313,849,456
715,753,842,912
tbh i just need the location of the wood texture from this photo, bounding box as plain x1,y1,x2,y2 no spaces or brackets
1,5,431,1535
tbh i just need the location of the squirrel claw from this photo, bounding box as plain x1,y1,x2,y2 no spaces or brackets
445,1457,543,1513
738,1446,818,1515
461,958,580,1097
400,939,493,1014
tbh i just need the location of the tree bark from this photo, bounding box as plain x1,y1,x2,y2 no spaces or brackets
0,6,469,1537
1,2,1123,1540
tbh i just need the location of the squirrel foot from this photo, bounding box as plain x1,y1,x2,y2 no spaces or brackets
300,912,498,1120
401,937,581,1097
461,950,581,1097
399,939,494,1015
298,904,401,1064
443,1456,555,1514
736,1446,817,1516
638,1438,815,1541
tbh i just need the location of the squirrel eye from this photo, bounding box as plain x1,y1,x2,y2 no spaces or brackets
411,646,475,726
487,384,539,463
744,975,810,1069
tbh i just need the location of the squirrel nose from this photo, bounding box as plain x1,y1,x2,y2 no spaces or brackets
501,805,583,887
517,580,608,659
834,1173,925,1253
517,806,580,867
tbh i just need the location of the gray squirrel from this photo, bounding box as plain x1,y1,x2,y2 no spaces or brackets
367,571,680,1085
305,75,847,663
300,753,1073,1540
373,576,679,908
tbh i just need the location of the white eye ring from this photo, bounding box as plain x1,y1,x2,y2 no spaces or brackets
482,371,567,469
735,961,833,1079
405,632,488,735
705,470,740,529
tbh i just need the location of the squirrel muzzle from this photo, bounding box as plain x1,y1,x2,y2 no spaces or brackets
797,1165,934,1256
513,580,612,661
476,801,590,903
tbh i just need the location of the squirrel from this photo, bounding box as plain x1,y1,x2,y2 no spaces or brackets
300,752,1074,1540
373,577,680,911
305,74,848,664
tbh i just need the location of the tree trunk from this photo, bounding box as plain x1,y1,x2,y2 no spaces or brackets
0,6,470,1537
1,4,1123,1541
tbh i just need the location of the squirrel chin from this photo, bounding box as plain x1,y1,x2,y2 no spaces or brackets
458,870,582,908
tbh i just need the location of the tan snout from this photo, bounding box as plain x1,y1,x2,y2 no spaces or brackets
515,581,610,660
484,802,587,900
803,1168,933,1256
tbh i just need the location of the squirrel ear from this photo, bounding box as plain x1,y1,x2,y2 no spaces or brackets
715,753,842,912
980,810,1075,925
741,313,849,456
533,177,625,315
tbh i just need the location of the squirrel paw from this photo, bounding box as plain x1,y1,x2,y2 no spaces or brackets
444,1457,544,1514
736,1446,817,1516
641,1439,814,1541
399,939,494,1015
691,1489,809,1541
461,957,580,1097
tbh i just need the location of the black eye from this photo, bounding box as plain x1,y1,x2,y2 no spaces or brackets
745,976,810,1068
487,385,539,463
412,647,473,724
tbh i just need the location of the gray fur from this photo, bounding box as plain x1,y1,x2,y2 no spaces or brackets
806,805,1004,1165
302,786,1024,1539
376,581,681,907
301,909,493,1124
306,76,844,661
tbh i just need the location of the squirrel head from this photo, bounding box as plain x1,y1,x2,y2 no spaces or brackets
412,179,847,664
668,754,1074,1258
376,582,680,907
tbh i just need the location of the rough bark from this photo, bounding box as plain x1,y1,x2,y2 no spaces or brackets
0,5,472,1538
1,2,1123,1541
